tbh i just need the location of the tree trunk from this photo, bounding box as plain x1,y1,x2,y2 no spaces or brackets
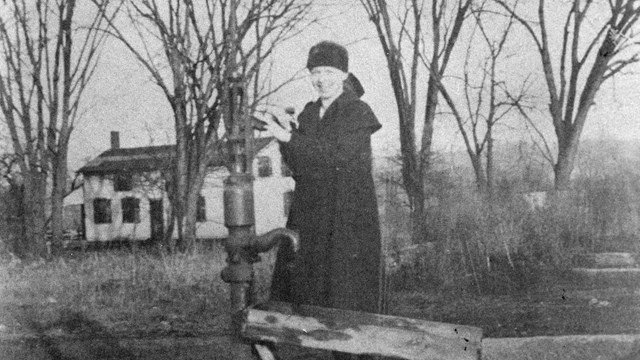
50,151,68,250
183,200,198,251
413,77,438,244
408,190,426,244
554,102,591,191
469,153,488,194
554,137,580,191
486,128,494,196
21,171,48,260
172,98,189,249
183,171,207,251
163,201,177,251
183,185,202,251
420,77,438,179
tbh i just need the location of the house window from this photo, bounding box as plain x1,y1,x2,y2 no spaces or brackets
121,197,140,223
283,191,294,216
281,162,293,177
114,173,133,191
93,198,112,224
196,195,207,222
257,156,272,177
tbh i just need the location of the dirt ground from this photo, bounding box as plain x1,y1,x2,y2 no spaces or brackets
390,270,640,338
0,270,638,359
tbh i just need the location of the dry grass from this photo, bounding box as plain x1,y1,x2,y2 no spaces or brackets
0,242,278,334
384,172,640,295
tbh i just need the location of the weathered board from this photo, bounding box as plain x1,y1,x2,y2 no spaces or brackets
241,301,482,360
573,252,637,268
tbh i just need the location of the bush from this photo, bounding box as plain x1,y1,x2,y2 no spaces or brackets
385,189,582,295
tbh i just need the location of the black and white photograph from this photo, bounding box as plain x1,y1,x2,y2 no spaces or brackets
1,1,640,359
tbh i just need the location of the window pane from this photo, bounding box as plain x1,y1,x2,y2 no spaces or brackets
197,195,206,222
121,197,140,223
257,156,272,178
114,173,133,192
94,198,112,224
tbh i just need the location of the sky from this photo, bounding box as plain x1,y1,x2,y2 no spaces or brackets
67,1,640,172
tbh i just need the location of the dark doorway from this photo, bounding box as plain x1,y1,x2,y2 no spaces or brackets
149,199,164,242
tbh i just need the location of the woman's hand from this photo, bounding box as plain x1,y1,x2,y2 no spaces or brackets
259,113,292,143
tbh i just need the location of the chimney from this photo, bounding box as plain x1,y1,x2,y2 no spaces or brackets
110,131,120,150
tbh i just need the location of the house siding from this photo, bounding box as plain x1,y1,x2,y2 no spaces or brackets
82,139,294,242
194,140,294,239
83,172,166,241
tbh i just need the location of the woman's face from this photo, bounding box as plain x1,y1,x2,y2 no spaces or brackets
310,66,347,101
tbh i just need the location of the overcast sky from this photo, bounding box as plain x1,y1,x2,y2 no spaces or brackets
68,1,640,172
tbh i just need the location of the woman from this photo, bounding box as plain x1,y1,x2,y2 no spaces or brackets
263,41,384,318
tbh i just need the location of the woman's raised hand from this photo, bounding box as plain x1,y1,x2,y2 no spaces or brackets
256,112,292,143
254,106,296,143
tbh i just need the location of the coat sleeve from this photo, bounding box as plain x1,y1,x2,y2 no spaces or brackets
281,102,380,171
278,103,312,175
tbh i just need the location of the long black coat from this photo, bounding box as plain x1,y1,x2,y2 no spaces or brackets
271,89,383,313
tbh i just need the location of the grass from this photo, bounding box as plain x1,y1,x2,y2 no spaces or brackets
381,175,640,295
0,236,638,342
0,242,278,337
1,168,639,340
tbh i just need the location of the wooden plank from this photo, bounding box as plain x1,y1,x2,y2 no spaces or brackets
574,252,637,268
594,253,636,267
241,302,482,360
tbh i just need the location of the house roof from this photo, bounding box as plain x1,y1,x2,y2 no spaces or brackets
78,137,277,174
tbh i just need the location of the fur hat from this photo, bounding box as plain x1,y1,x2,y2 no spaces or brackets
306,41,348,73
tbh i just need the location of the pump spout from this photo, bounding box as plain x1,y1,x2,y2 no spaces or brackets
251,228,300,254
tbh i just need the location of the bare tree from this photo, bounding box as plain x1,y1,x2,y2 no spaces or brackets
92,0,312,250
435,2,522,194
495,0,640,190
0,0,111,258
361,0,473,243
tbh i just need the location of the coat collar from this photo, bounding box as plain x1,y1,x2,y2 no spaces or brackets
316,89,359,119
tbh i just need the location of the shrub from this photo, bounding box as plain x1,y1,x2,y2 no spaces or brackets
384,189,579,296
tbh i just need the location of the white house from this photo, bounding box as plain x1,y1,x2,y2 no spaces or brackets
78,132,294,242
62,187,85,238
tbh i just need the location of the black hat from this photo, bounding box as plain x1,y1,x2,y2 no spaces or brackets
306,41,348,73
